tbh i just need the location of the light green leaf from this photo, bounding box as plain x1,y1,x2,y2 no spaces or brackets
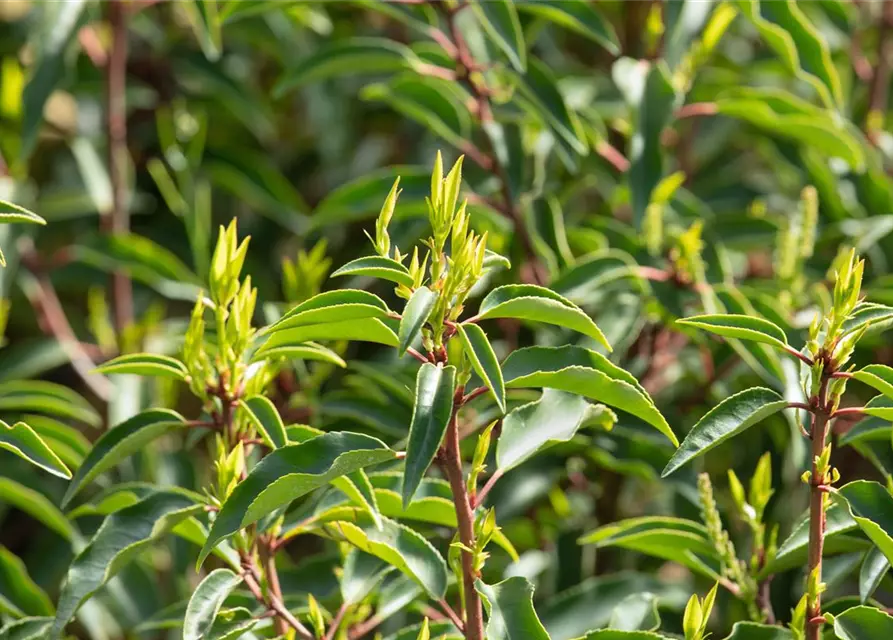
608,593,660,632
327,517,448,598
0,478,75,543
403,364,456,508
94,353,188,380
182,0,222,61
272,289,391,332
252,343,346,368
457,323,505,412
0,616,53,640
471,0,526,72
853,365,893,401
340,550,390,605
516,0,619,54
0,546,54,618
0,420,70,479
497,389,592,471
478,285,611,351
859,547,888,603
51,492,201,638
767,501,862,576
837,481,893,566
332,256,415,288
0,200,46,226
0,381,100,427
722,622,794,639
476,577,549,640
662,388,787,477
206,607,258,640
62,409,187,508
676,314,790,351
260,318,399,349
200,432,395,566
332,469,383,531
834,605,893,639
399,286,437,356
842,303,893,336
240,395,287,449
502,346,675,446
183,569,242,640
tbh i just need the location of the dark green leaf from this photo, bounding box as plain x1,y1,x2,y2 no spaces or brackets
470,0,526,71
240,395,287,449
183,569,242,640
516,1,619,54
833,605,893,639
0,478,75,542
0,546,54,618
0,617,53,640
476,577,550,640
859,547,888,603
399,286,437,356
0,420,70,479
457,323,505,412
332,256,415,288
837,481,893,566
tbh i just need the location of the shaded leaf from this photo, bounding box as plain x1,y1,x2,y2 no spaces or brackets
0,546,54,618
0,478,75,542
837,481,893,566
0,381,100,427
94,353,188,380
183,569,242,640
516,1,619,54
476,577,550,640
240,395,287,449
471,0,526,72
859,547,888,603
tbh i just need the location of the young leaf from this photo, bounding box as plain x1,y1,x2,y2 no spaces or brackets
183,569,243,640
859,547,889,603
403,364,456,508
837,481,893,566
457,323,505,412
0,546,54,617
94,353,189,380
62,409,187,507
475,577,550,640
272,289,391,331
332,256,415,288
398,286,436,356
200,432,396,566
0,200,47,226
239,395,287,449
51,492,201,638
0,420,71,479
834,605,893,639
852,365,893,401
676,314,790,352
252,342,346,368
662,388,788,477
478,284,611,351
470,0,526,72
502,346,676,446
260,318,399,349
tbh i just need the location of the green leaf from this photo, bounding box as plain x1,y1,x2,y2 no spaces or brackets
94,353,188,380
470,0,526,72
608,593,661,632
551,250,641,304
0,381,100,427
515,0,619,54
332,256,415,288
575,632,668,640
853,365,893,401
0,546,54,618
326,517,448,598
478,285,611,351
0,200,46,226
340,550,390,605
842,303,893,335
253,343,347,368
399,286,437,356
722,623,794,639
62,409,187,508
183,569,243,640
676,314,790,351
51,491,201,638
274,37,422,96
260,318,399,349
0,478,75,543
858,394,893,422
181,0,222,61
859,547,888,603
200,432,395,566
332,470,383,531
502,346,676,446
662,388,788,477
0,420,71,479
403,364,456,508
457,323,505,412
272,289,391,332
206,607,258,640
0,617,53,640
476,577,549,640
497,389,593,471
834,605,893,639
837,481,893,566
768,501,862,576
240,395,287,449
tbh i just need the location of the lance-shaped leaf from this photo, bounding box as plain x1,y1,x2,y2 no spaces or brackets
62,409,187,507
0,200,46,226
332,256,415,288
843,302,893,335
327,517,448,598
497,389,593,471
399,286,436,356
723,623,794,639
853,365,893,401
0,381,100,427
608,593,661,632
860,547,889,603
662,388,787,477
200,432,395,565
834,605,893,639
859,394,893,421
183,569,243,640
476,577,550,640
272,289,391,332
333,469,383,530
252,342,346,368
766,501,862,576
471,0,526,72
239,395,287,449
259,318,399,349
51,491,201,638
502,346,676,446
0,420,71,479
457,323,505,412
0,617,53,640
837,481,893,566
403,364,456,508
516,0,619,54
206,608,257,640
0,546,54,617
94,353,188,380
0,478,75,543
478,285,611,351
676,314,790,352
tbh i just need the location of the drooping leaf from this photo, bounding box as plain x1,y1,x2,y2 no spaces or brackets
676,314,790,352
836,481,893,566
399,286,437,356
501,346,676,446
259,318,399,349
403,364,456,508
0,478,75,543
340,550,391,605
94,353,188,380
515,0,619,54
470,0,526,71
332,469,383,531
859,547,889,603
200,432,395,565
51,492,201,638
0,420,71,480
833,605,893,639
0,546,54,618
272,289,391,332
62,409,187,507
457,323,505,412
239,395,287,449
662,388,787,477
478,285,611,351
476,577,550,640
183,569,243,640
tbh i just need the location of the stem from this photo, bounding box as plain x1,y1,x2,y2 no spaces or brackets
242,555,314,640
472,469,503,509
441,399,485,640
437,598,466,633
324,602,349,640
105,0,133,337
805,379,831,640
783,345,815,366
260,538,289,637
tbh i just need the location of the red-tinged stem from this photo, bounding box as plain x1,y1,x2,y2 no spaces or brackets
831,407,865,419
472,469,503,509
783,345,815,366
324,602,350,640
787,402,812,412
831,371,853,379
805,378,831,640
406,346,431,364
675,102,719,119
259,539,288,637
438,598,466,633
462,386,490,405
595,141,630,172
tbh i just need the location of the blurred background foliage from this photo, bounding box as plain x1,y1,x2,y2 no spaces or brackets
0,0,892,638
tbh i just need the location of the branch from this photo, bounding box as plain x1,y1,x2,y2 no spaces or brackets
241,554,314,640
324,602,349,640
472,469,503,509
